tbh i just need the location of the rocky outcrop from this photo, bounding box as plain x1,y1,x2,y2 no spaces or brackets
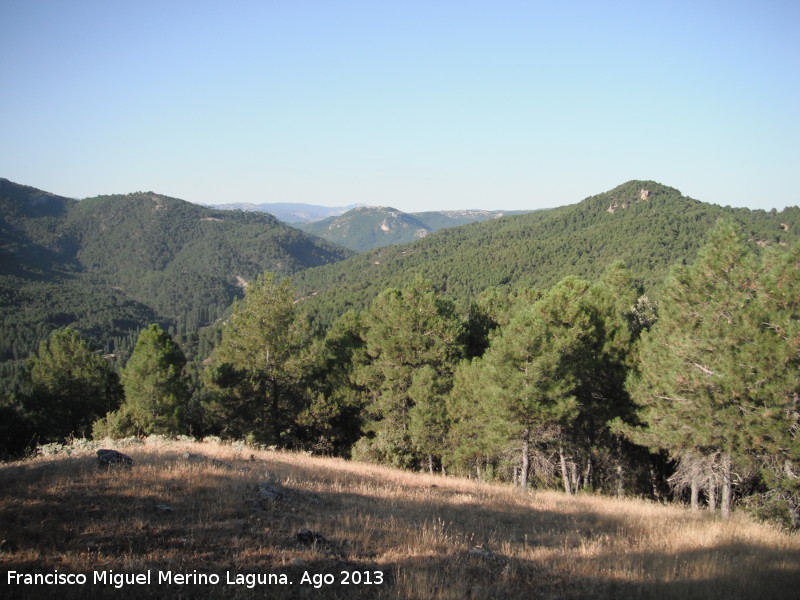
256,482,285,502
96,449,134,467
181,452,235,470
607,188,650,213
296,527,328,545
248,480,323,510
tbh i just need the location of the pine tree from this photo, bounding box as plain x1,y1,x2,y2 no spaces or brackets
111,324,189,436
746,242,800,526
480,277,599,490
446,357,514,480
296,310,367,455
25,328,121,443
353,276,464,468
408,365,450,473
578,262,641,493
623,222,799,518
450,268,642,491
208,273,311,444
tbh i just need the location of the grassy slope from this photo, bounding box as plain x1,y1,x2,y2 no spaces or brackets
1,438,798,600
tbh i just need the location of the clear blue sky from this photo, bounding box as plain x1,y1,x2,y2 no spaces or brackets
1,0,798,212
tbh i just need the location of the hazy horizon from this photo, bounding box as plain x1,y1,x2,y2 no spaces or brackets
2,1,798,213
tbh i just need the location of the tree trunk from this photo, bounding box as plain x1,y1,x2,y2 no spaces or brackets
649,464,662,501
520,428,530,488
270,378,281,444
570,461,580,492
720,453,732,519
707,467,717,513
583,457,592,491
614,436,624,497
559,444,572,495
428,454,434,475
690,470,700,511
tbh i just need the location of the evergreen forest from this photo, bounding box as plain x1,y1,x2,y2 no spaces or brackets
294,206,529,251
1,177,798,529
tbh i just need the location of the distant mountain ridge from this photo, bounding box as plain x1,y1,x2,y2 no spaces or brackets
411,209,531,231
293,180,800,326
0,178,353,362
296,206,431,252
295,206,530,251
205,202,363,223
4,176,799,369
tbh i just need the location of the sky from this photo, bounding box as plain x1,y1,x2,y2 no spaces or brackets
1,0,798,212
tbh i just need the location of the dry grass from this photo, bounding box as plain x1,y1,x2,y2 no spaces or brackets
1,437,798,599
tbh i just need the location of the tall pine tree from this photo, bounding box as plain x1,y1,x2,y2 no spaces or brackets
623,222,799,518
480,277,598,490
113,324,189,436
353,276,464,468
208,272,311,444
25,328,121,443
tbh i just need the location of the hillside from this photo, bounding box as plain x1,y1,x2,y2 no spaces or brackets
0,178,353,363
0,180,78,275
296,207,529,251
4,177,798,360
1,437,797,600
296,206,433,251
62,191,351,318
293,180,800,326
411,208,529,231
205,202,362,223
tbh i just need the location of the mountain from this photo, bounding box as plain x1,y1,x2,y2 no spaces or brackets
292,180,800,326
4,177,798,363
0,180,160,364
0,178,353,363
205,202,362,223
411,209,531,231
63,191,353,317
296,207,530,251
296,206,432,251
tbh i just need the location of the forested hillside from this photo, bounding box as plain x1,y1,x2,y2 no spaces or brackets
411,208,529,231
2,177,798,528
296,206,528,251
206,201,361,223
0,178,353,365
63,191,351,319
296,206,432,251
293,181,800,326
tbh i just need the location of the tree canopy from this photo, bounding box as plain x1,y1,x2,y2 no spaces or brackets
352,276,465,468
622,222,800,519
95,324,191,437
24,328,121,443
207,272,312,444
